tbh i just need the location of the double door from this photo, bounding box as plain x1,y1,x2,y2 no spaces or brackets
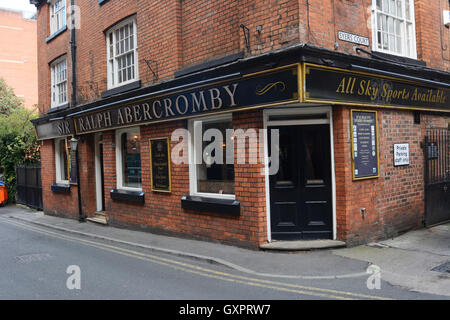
269,124,332,240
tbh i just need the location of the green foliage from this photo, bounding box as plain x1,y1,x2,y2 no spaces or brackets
0,78,23,116
0,78,40,203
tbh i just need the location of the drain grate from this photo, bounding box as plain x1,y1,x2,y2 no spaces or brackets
431,261,450,273
15,253,53,264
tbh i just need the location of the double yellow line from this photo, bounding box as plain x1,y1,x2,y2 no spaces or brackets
0,217,392,300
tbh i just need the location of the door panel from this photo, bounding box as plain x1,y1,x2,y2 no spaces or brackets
272,201,298,228
269,124,332,240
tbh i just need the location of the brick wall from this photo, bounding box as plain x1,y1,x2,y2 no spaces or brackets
36,0,450,113
35,1,450,247
96,110,267,247
333,105,449,246
40,139,78,218
36,2,72,113
0,9,37,110
415,0,450,71
41,136,97,220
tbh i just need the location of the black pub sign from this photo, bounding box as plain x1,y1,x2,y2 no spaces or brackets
149,137,172,192
35,119,75,140
351,110,379,180
73,66,299,135
305,64,450,111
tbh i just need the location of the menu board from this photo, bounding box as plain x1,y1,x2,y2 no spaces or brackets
149,137,171,192
351,110,379,180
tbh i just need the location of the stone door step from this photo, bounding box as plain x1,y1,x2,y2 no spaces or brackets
86,213,107,225
260,240,346,251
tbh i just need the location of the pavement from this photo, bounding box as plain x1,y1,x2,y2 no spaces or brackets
333,224,450,297
1,204,449,297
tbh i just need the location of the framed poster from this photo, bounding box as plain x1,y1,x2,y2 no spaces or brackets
350,110,380,180
149,137,172,192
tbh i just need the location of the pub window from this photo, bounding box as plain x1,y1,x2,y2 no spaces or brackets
55,138,69,184
115,127,142,190
49,0,66,36
106,17,138,89
189,115,235,199
50,56,68,108
372,0,417,59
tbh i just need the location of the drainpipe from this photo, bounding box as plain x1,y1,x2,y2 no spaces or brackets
70,0,77,107
69,1,84,222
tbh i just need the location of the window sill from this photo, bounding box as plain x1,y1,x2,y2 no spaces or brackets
46,26,68,43
101,80,141,99
51,183,71,193
110,188,145,204
46,103,69,114
181,195,240,216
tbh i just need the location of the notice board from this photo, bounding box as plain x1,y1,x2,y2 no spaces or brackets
351,110,379,180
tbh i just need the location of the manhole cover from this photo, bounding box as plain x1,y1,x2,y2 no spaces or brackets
431,261,450,273
15,253,53,264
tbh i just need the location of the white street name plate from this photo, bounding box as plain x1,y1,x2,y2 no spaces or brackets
338,31,370,46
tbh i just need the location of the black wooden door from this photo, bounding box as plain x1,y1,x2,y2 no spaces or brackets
269,125,332,240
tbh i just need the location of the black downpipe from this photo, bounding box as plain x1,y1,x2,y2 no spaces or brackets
70,0,77,107
69,1,84,222
75,143,85,222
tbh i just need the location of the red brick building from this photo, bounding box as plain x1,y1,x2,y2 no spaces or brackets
0,8,38,110
31,0,450,248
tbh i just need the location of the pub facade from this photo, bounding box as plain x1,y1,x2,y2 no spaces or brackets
31,0,450,248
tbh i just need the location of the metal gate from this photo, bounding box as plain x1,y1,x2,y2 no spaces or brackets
424,128,450,226
16,165,43,210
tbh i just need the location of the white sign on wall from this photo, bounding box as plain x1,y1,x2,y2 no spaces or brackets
337,31,370,46
394,143,410,166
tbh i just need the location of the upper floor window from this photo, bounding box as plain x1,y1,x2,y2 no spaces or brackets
372,0,417,59
106,17,138,89
49,0,66,35
50,56,68,108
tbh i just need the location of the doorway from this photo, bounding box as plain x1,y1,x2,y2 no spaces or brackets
264,107,335,241
95,133,105,212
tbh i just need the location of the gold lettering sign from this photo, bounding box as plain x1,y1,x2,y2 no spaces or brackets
149,137,171,193
305,64,450,112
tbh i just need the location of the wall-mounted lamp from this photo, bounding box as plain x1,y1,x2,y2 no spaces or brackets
69,137,79,152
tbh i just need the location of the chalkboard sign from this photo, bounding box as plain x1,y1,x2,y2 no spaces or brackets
351,110,379,180
149,137,171,192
